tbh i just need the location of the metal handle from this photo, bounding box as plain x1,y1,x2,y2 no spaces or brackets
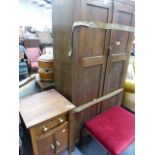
56,141,60,146
107,46,112,56
62,129,66,133
58,118,64,123
42,125,48,132
51,144,55,150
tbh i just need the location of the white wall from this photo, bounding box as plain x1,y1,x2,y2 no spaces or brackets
19,0,52,31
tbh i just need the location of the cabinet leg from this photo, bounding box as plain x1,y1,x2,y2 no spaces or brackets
68,111,75,155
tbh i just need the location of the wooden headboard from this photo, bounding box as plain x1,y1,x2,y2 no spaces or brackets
24,39,40,48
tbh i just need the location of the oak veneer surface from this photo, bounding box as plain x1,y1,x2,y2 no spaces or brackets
53,0,135,142
19,89,75,129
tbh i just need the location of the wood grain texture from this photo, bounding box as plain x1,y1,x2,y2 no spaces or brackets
72,0,113,141
52,0,74,100
103,1,135,108
30,114,67,136
30,121,69,155
52,0,135,145
74,88,123,112
19,89,75,128
82,56,105,67
68,111,75,154
38,60,54,68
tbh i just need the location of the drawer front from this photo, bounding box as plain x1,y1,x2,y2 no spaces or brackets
32,114,67,136
37,130,55,155
55,122,68,154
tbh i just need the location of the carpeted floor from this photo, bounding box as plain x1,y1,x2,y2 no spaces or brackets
19,78,135,155
62,135,135,155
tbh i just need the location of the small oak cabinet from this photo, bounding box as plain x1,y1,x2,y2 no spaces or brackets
19,89,75,155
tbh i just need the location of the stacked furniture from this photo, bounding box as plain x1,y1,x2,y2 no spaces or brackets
53,0,135,143
38,54,54,82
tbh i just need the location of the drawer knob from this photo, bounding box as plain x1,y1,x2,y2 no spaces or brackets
51,144,55,150
43,126,48,132
62,129,66,133
56,141,60,146
58,118,64,123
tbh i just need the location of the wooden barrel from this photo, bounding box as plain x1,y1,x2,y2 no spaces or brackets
38,54,54,81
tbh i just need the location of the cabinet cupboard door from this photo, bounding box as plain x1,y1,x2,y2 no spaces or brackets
37,130,55,155
101,2,135,111
55,122,68,154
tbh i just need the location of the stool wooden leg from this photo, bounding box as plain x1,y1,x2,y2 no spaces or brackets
80,127,88,148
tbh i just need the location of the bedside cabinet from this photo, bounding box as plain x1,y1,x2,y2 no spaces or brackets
20,89,75,155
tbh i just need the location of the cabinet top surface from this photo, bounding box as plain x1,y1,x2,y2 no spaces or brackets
19,89,75,128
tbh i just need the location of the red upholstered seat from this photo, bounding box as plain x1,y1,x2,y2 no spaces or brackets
84,106,135,155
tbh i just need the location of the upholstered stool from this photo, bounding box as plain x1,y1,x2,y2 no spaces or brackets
84,106,135,155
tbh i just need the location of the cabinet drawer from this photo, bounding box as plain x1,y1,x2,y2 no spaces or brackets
32,114,67,135
55,122,68,154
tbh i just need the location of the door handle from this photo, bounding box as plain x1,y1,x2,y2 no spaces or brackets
42,125,48,132
56,141,61,146
108,46,112,56
51,143,55,153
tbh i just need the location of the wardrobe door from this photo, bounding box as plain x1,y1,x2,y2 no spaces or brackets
101,1,135,111
72,0,113,140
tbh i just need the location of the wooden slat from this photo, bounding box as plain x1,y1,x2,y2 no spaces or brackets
82,56,105,67
74,88,123,112
111,53,128,62
19,75,35,88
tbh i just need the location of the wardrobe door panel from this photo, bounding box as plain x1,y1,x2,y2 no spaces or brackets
73,37,106,141
72,28,107,108
72,1,113,139
103,2,135,108
80,0,113,22
72,0,113,106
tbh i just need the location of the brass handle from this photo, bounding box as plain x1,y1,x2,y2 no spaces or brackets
51,144,55,150
58,118,64,123
43,125,48,132
62,129,66,133
56,141,60,146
